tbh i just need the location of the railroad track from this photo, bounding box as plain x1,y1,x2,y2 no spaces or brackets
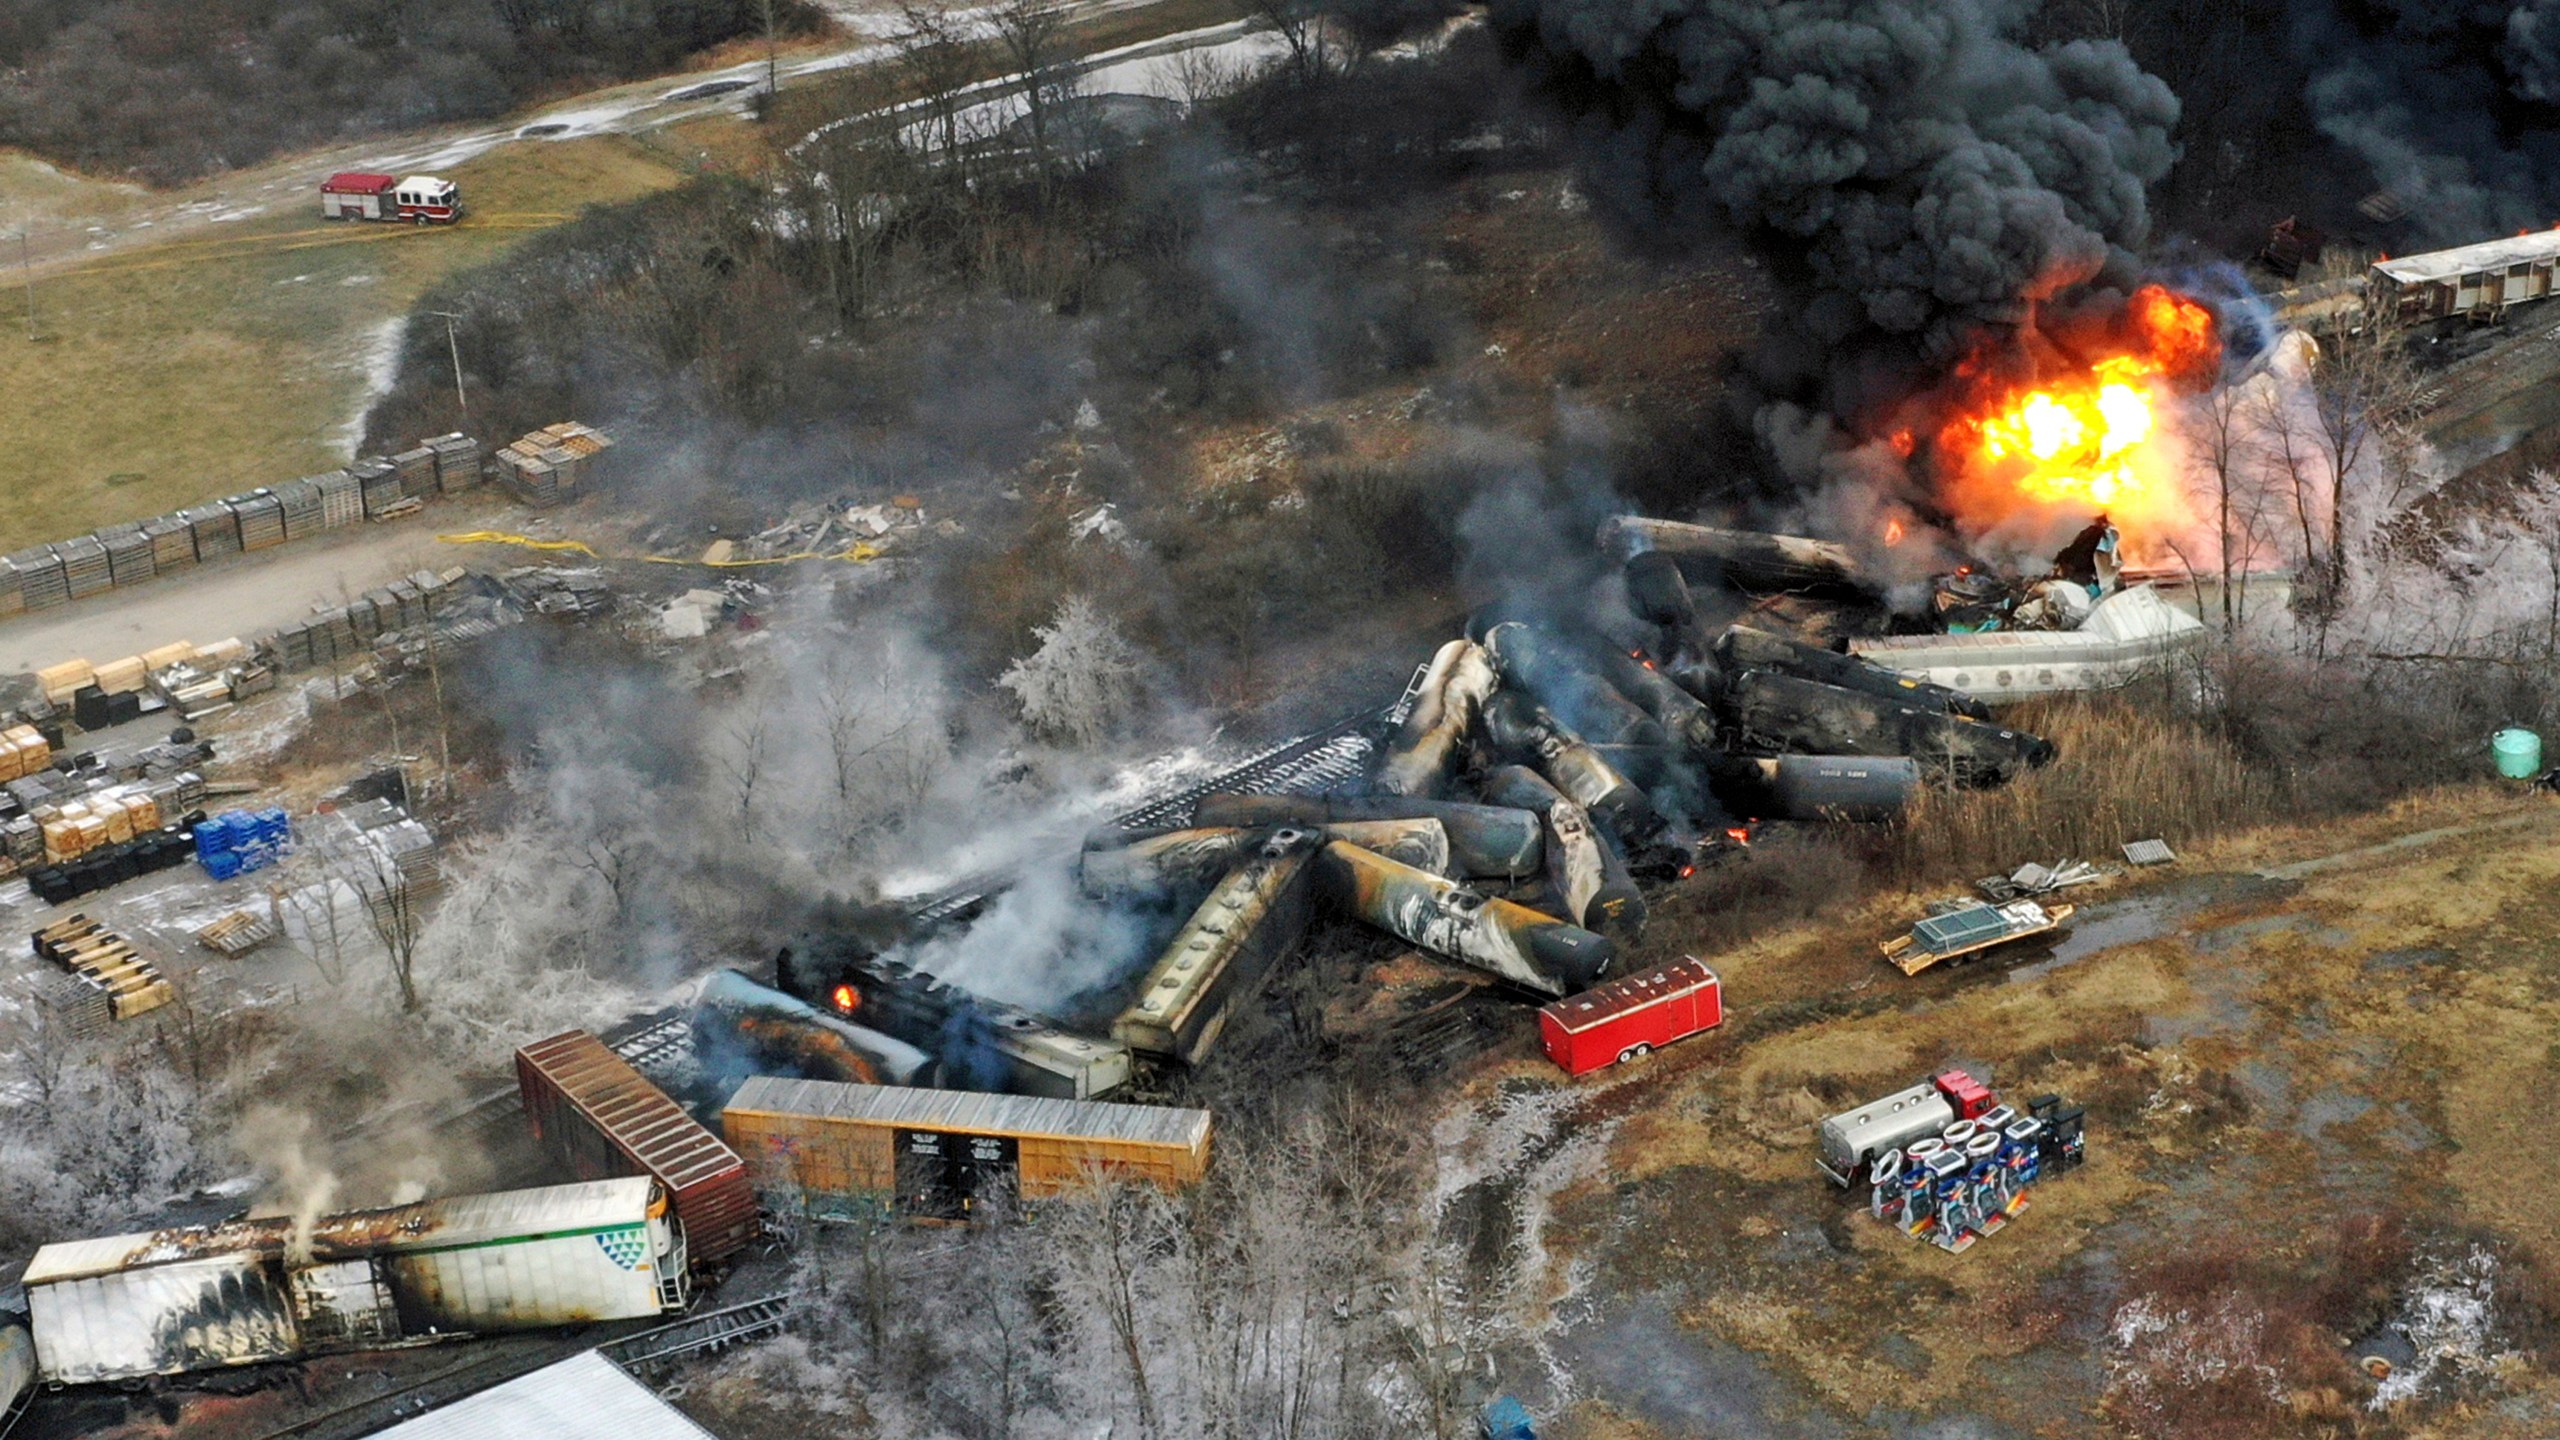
601,1292,796,1371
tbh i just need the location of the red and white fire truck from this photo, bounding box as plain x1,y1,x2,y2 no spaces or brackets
1537,956,1722,1075
320,172,463,225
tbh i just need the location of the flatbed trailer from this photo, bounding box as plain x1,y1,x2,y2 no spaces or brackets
1881,901,2073,976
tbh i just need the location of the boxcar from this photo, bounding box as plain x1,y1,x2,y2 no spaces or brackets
723,1077,1210,1223
1537,956,1722,1076
24,1178,685,1386
517,1029,758,1268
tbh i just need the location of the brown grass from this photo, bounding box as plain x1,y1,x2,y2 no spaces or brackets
1880,696,2273,884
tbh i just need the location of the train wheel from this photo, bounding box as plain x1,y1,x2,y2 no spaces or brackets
1618,1043,1651,1064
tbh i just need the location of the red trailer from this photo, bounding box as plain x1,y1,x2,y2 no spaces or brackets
515,1029,758,1269
1538,956,1722,1076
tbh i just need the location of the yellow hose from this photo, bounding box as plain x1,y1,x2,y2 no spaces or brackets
436,530,880,567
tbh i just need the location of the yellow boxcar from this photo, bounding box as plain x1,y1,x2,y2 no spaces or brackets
722,1077,1211,1223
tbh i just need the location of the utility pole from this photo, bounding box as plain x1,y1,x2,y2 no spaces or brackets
762,0,780,120
19,228,34,342
425,310,468,416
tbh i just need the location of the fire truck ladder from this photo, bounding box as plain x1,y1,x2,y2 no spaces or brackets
602,1292,797,1375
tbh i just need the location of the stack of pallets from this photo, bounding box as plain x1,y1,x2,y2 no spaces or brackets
142,514,198,572
185,504,242,559
393,447,439,502
32,914,173,1031
428,433,481,491
352,458,404,519
229,492,287,551
53,535,111,600
10,547,65,610
0,556,22,619
272,479,327,540
313,469,365,529
195,910,277,957
97,523,156,587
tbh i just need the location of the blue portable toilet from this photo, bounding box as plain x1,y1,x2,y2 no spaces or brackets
1480,1397,1537,1440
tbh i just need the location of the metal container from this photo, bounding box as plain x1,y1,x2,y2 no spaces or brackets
1751,755,1922,822
1479,690,1653,831
1376,637,1496,797
1599,516,1874,598
1193,793,1542,880
690,968,930,1088
1817,1081,1957,1186
1719,624,1991,721
723,1076,1211,1222
516,1030,759,1269
1479,765,1643,940
1480,621,1666,747
1313,839,1613,997
24,1178,685,1384
1724,670,2054,785
1112,827,1317,1065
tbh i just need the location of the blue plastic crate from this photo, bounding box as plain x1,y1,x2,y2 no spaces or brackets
201,850,245,881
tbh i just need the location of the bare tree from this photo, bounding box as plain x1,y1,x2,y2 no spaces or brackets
2302,308,2423,603
990,0,1078,179
1253,0,1336,85
348,840,429,1014
2518,467,2560,657
714,700,774,844
893,1,991,167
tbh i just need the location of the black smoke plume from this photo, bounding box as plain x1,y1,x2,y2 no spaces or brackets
1484,0,2181,405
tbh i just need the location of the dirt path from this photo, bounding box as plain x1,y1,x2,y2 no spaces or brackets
0,502,516,675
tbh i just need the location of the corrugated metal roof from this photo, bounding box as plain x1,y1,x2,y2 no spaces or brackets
2372,229,2560,285
1540,956,1717,1035
365,1352,715,1440
726,1077,1210,1151
24,1179,654,1286
519,1032,746,1191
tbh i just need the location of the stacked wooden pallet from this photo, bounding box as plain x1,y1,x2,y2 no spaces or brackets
97,523,156,587
393,447,439,502
313,469,365,528
195,910,277,957
32,914,174,1030
428,432,481,491
142,514,197,572
9,548,64,611
494,422,612,507
271,479,326,540
53,535,111,600
185,503,242,559
352,458,404,519
229,491,287,551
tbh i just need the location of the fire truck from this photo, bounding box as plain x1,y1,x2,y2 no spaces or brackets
1536,956,1722,1075
320,172,463,224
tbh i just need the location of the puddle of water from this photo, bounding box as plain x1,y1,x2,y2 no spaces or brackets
2193,912,2354,955
2294,1087,2372,1135
2005,874,2300,984
1548,1294,1846,1439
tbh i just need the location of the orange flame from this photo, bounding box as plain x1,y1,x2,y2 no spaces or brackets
1885,518,1906,546
831,983,858,1014
1936,284,2219,543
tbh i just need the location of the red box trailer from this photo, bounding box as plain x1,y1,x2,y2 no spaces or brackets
1537,956,1722,1076
515,1029,758,1269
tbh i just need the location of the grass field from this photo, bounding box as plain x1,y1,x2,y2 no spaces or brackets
0,137,688,553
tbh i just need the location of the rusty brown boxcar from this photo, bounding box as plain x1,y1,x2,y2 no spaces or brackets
516,1029,758,1268
723,1077,1211,1223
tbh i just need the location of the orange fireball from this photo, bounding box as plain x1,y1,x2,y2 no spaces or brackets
1935,285,2219,547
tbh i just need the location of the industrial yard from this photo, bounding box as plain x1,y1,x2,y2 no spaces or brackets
9,2,2560,1439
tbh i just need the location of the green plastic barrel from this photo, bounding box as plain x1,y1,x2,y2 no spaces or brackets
2494,728,2543,780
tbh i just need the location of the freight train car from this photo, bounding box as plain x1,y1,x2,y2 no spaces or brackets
516,1030,759,1269
24,1178,686,1386
723,1077,1210,1222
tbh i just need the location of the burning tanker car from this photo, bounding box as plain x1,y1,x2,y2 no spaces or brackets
735,518,2068,1097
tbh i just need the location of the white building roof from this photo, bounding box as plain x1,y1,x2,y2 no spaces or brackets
2372,229,2560,286
367,1351,717,1440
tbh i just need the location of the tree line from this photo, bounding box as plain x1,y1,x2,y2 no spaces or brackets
0,0,822,184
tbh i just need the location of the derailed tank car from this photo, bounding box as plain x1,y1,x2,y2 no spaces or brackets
23,1177,687,1386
